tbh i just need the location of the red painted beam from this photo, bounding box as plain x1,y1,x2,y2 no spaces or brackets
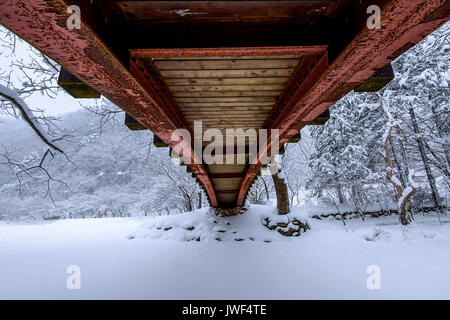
130,58,187,130
129,58,222,204
237,0,450,206
263,50,329,130
0,0,218,207
130,46,328,59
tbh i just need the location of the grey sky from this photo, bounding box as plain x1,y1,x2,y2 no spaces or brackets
0,29,91,117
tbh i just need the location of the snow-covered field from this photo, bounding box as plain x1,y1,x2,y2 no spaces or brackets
0,205,449,299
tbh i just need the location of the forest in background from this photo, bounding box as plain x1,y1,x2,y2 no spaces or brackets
0,22,448,222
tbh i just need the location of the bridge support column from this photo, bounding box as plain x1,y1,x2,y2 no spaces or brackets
213,207,246,217
271,172,290,215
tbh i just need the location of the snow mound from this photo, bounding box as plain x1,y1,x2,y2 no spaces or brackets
128,205,310,242
364,227,392,242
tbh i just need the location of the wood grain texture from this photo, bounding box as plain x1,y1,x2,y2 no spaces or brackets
154,58,300,70
118,1,338,23
160,69,295,78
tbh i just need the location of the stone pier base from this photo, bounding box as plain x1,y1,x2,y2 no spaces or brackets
213,207,247,217
262,216,310,237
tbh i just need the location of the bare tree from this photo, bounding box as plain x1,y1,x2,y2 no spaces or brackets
377,93,417,225
0,26,76,204
248,176,272,205
0,146,70,203
409,106,441,210
151,154,202,213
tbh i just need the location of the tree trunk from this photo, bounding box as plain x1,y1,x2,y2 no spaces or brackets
400,187,416,225
290,192,296,207
409,108,441,210
396,127,411,170
271,172,290,215
336,184,345,204
378,95,415,225
431,104,450,169
390,137,407,187
185,196,193,212
261,177,270,202
198,191,202,209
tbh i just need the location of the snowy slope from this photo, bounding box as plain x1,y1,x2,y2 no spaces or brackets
0,205,449,299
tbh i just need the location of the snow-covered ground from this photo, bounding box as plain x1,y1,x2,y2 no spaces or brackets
0,205,449,299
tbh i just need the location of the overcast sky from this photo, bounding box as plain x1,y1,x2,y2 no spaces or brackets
0,29,92,117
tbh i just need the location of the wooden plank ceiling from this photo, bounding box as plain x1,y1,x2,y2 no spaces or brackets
131,47,326,206
157,55,299,130
161,54,299,205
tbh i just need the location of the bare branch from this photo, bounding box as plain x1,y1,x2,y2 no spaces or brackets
0,89,64,153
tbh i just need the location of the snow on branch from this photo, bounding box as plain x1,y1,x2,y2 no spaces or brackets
0,84,64,153
376,92,417,225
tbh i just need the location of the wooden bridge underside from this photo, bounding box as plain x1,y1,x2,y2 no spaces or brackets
0,0,448,208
